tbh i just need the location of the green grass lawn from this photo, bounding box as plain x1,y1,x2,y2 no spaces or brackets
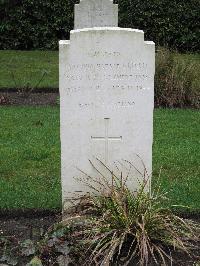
0,50,58,89
0,106,61,209
153,109,200,211
0,107,199,211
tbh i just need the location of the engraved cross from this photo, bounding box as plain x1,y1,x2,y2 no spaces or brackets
91,118,122,163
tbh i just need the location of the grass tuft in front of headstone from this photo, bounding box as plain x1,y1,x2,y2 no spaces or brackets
30,159,199,266
2,159,199,265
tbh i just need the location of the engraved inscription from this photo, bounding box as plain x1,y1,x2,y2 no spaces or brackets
87,51,121,57
78,101,135,109
65,57,151,109
65,62,148,71
65,73,148,82
65,62,150,85
64,85,150,96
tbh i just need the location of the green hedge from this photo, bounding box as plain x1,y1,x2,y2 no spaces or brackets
0,0,199,51
117,0,200,52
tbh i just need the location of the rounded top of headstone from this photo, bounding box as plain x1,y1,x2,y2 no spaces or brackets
71,27,144,34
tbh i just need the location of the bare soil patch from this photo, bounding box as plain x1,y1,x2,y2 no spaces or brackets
0,211,199,265
0,91,59,106
0,213,60,242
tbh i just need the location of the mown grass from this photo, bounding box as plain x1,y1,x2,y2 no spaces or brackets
153,109,200,211
0,106,61,209
0,50,58,89
0,107,199,210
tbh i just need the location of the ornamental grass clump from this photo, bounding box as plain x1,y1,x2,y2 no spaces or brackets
61,159,199,265
155,48,199,108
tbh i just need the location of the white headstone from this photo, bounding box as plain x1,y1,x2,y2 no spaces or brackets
74,0,118,29
60,3,155,211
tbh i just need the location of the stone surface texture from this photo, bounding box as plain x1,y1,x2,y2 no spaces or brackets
74,0,118,29
59,28,155,209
